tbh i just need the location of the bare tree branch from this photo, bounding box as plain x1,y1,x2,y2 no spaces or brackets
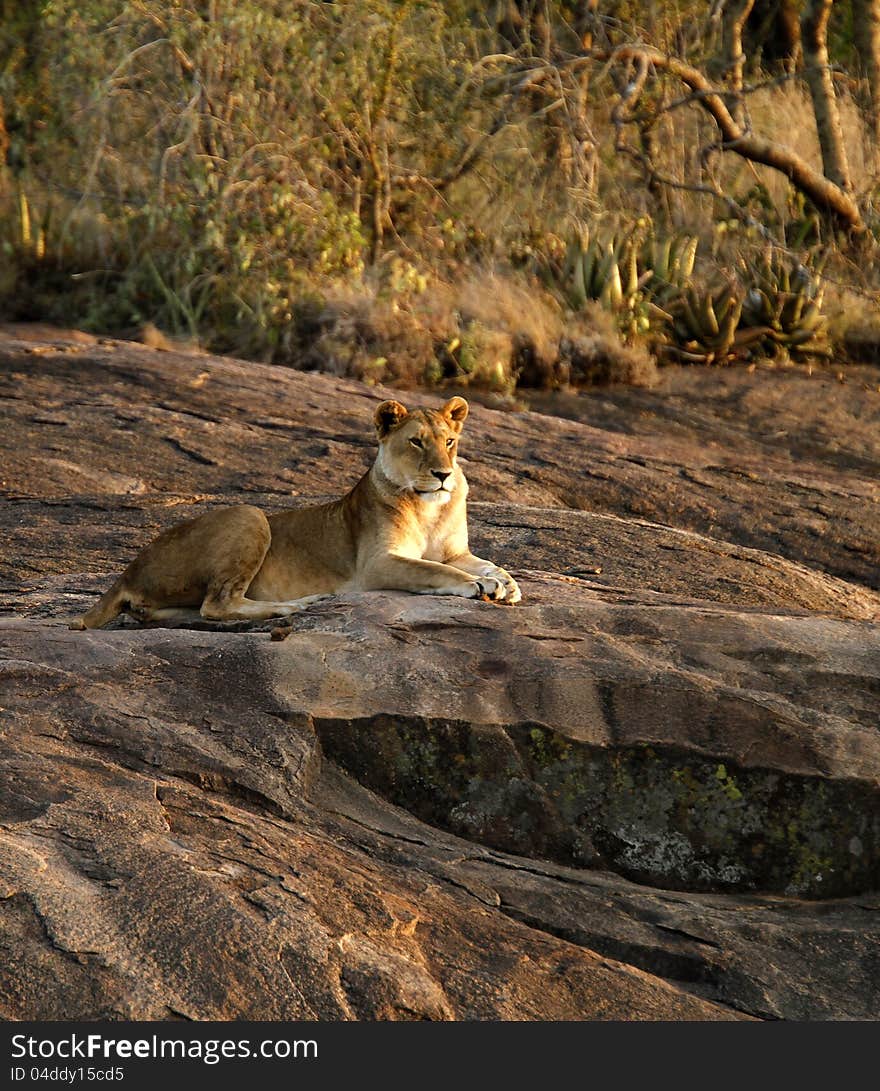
590,45,864,233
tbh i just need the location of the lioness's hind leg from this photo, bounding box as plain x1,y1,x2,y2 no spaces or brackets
71,504,274,631
195,508,277,621
199,593,331,622
199,514,332,620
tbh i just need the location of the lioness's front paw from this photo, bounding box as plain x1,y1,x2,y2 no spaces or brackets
478,566,521,605
473,575,507,601
495,568,521,605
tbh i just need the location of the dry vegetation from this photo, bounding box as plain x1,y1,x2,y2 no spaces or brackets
3,1,880,391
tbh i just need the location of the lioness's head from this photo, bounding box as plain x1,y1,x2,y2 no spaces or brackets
373,396,468,504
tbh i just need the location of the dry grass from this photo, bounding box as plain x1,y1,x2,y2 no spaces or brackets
289,271,657,391
560,304,659,388
454,274,563,361
824,285,880,363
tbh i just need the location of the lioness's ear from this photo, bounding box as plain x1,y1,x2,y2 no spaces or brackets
441,396,468,433
375,399,408,438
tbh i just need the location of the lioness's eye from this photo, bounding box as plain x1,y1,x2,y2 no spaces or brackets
410,437,423,449
446,438,455,448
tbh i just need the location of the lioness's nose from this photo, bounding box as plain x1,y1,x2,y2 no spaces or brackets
432,470,451,483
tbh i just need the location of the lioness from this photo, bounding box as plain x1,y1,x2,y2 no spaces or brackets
70,395,520,630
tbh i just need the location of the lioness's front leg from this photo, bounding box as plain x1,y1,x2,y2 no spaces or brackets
446,552,522,604
361,555,508,600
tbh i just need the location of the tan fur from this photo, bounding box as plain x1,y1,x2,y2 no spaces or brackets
70,396,521,630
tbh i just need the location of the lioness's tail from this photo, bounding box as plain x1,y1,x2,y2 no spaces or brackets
69,578,127,630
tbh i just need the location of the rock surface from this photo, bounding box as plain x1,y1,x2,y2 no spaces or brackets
1,326,879,1020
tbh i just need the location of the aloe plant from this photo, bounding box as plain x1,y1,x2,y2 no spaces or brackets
639,232,699,308
553,221,700,340
560,224,635,308
739,250,830,358
551,224,830,366
666,283,768,364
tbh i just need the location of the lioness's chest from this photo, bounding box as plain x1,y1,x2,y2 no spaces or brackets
396,499,459,561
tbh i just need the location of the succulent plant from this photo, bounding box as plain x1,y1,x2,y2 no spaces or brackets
638,232,699,308
666,283,766,365
559,224,634,308
9,189,46,261
738,250,830,358
550,223,830,367
552,221,701,340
